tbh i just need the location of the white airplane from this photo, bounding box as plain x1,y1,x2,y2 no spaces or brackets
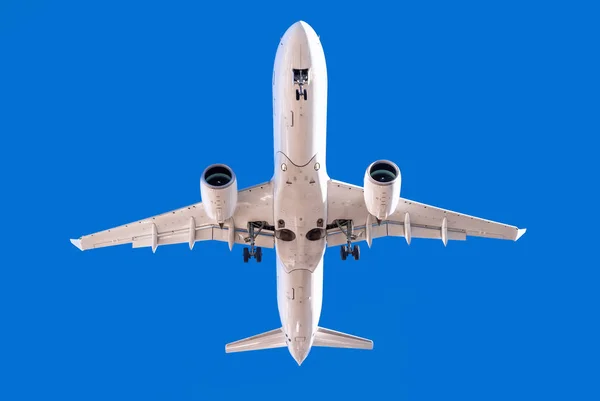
70,21,526,365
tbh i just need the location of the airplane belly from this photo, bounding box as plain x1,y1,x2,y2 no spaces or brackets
271,21,329,273
271,21,329,364
277,256,323,363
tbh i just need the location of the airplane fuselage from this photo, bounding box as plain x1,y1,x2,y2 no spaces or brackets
272,21,328,364
69,19,526,367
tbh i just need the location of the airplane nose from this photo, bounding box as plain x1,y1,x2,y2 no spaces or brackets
289,21,309,36
283,20,315,45
277,21,321,73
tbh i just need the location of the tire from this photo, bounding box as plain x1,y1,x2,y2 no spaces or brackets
296,89,300,101
243,247,250,263
352,245,360,261
340,246,347,261
256,247,262,263
303,89,307,101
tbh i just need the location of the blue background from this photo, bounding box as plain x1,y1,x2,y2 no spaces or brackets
1,1,598,400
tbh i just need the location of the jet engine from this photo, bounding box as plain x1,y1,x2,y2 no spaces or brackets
363,160,401,220
200,164,238,224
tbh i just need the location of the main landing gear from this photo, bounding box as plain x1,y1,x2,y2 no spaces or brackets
340,244,360,261
243,221,264,263
336,220,360,261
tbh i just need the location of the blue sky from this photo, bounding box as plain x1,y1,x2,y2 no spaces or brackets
1,0,598,400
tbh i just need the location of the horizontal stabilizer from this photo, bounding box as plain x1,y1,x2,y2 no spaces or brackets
313,327,373,350
225,328,287,353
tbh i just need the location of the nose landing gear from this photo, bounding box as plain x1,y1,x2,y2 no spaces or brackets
293,68,309,101
295,88,307,101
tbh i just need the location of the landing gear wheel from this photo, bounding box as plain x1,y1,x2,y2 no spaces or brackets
340,245,348,261
352,245,360,261
255,247,263,263
303,89,307,100
296,89,300,101
243,247,250,263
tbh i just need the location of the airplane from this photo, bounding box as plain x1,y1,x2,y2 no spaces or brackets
70,21,526,365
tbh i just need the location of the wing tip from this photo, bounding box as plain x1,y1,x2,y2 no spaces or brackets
70,238,84,251
515,228,527,241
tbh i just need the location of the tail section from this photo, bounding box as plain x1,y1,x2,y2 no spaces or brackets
313,327,373,350
225,326,373,355
225,328,287,353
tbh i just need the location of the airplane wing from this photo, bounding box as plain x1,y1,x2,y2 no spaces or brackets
70,182,275,252
326,180,526,247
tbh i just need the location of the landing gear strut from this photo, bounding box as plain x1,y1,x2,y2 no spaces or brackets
293,68,309,101
337,220,360,261
243,221,264,263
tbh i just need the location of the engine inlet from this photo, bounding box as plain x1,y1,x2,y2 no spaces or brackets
204,165,232,187
369,162,397,183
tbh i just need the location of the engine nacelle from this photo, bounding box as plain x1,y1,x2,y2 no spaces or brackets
200,164,238,224
363,160,401,220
